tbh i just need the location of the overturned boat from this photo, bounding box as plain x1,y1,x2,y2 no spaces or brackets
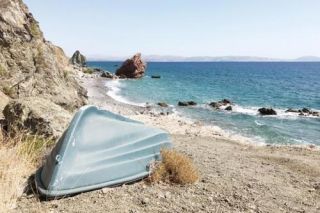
35,106,172,197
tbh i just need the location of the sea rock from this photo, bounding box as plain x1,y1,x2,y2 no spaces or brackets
301,108,311,113
70,50,86,67
0,0,87,111
151,75,161,79
115,53,146,78
225,106,232,111
285,108,299,113
157,102,168,107
3,97,72,138
178,101,197,107
209,99,233,109
258,108,277,115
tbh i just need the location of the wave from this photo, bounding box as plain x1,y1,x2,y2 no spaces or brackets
104,80,146,107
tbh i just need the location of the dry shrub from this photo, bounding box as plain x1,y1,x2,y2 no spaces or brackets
0,130,54,211
148,149,199,185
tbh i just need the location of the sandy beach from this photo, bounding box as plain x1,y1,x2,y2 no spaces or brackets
15,75,320,213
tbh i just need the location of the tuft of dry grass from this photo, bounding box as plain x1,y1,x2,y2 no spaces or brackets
148,149,199,185
0,130,54,211
83,68,94,74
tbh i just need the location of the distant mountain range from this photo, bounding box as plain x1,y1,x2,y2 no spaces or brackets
87,55,320,62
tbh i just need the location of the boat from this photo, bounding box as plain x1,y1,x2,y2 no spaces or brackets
35,105,172,197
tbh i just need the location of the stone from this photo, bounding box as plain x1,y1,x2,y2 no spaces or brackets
301,108,311,113
157,102,168,107
115,53,146,78
3,97,72,138
101,71,116,79
209,99,233,110
0,0,87,112
258,108,277,115
70,50,86,67
225,106,232,111
178,101,197,107
187,101,197,106
285,108,299,113
151,75,161,79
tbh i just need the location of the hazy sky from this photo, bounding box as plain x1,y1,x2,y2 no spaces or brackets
24,0,320,59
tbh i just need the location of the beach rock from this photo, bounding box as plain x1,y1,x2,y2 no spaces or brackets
3,97,72,138
209,102,221,109
0,0,87,112
225,106,232,111
222,99,232,105
101,71,117,79
258,108,277,115
158,102,168,107
151,75,161,79
70,50,86,67
178,101,197,107
115,53,146,78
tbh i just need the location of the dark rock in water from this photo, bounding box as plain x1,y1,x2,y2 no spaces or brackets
187,101,197,106
115,53,146,78
178,101,197,107
70,50,86,67
157,102,168,107
93,68,104,73
301,108,311,113
225,106,232,111
222,99,232,104
258,108,277,115
209,102,221,109
286,108,299,113
178,101,189,107
151,75,161,79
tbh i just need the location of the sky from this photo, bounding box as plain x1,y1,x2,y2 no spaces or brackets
24,0,320,59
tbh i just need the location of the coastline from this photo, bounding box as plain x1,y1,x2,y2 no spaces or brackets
17,74,320,212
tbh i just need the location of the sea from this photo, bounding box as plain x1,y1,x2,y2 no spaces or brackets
88,61,320,146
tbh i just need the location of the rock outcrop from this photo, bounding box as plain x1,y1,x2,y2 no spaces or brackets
0,0,87,112
0,91,9,119
157,102,168,107
101,71,118,79
209,99,233,110
258,108,277,115
115,53,146,78
178,101,197,107
286,108,319,117
70,50,86,67
3,97,72,138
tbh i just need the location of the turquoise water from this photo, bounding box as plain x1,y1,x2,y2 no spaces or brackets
88,62,320,146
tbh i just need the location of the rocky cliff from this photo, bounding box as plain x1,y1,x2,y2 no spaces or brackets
0,0,87,112
70,50,86,67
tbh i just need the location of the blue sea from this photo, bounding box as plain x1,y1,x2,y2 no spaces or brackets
88,62,320,146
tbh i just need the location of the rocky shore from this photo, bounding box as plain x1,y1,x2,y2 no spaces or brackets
17,74,320,213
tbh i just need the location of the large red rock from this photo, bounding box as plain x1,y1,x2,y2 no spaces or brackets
116,53,146,78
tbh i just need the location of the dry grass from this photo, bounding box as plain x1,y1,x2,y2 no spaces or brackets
83,68,94,74
148,149,199,185
0,130,54,211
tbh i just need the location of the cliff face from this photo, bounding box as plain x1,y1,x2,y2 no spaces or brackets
0,0,87,111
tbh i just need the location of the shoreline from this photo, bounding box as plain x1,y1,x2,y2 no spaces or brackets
80,74,319,150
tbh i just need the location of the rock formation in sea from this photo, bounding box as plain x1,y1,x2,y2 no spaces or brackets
115,53,146,78
70,50,87,67
178,101,197,107
258,108,277,115
0,0,87,135
209,99,233,110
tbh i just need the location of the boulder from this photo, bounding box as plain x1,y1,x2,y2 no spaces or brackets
0,0,87,112
285,108,299,113
151,75,161,79
70,50,86,67
157,102,168,107
225,106,232,111
301,108,311,113
101,71,117,79
115,53,146,78
222,99,232,105
3,97,72,138
0,91,10,119
209,102,222,109
178,101,197,107
209,99,233,109
258,108,277,115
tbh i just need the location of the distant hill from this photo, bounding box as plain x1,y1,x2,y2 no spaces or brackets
294,56,320,62
88,55,320,62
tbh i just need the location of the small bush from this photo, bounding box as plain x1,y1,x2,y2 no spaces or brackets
30,22,41,38
0,65,8,77
83,68,94,74
148,149,199,185
63,70,69,79
2,85,14,98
